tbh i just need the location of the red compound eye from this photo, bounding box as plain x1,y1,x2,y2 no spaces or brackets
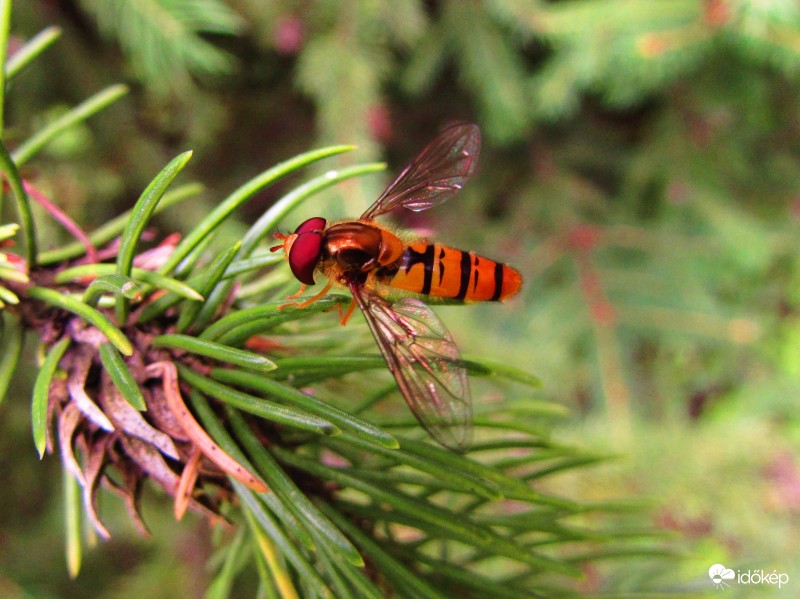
294,217,326,235
288,217,326,285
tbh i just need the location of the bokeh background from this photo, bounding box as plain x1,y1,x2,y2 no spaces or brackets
2,1,799,596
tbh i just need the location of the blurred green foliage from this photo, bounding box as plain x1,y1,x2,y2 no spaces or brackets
2,0,800,596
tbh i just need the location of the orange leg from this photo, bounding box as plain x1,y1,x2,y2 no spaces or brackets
278,283,328,311
280,281,352,322
286,284,307,300
338,298,357,325
296,281,333,308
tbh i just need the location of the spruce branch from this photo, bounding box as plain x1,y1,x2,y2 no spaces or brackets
0,9,669,596
0,106,658,599
77,0,242,92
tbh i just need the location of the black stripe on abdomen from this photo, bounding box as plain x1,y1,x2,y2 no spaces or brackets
422,244,436,294
490,261,504,301
401,244,436,295
438,247,446,288
455,250,472,300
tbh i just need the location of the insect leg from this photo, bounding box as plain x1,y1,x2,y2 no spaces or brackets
338,298,357,325
278,282,332,311
295,281,333,308
285,283,307,300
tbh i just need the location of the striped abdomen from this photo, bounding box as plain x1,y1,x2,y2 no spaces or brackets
380,242,522,302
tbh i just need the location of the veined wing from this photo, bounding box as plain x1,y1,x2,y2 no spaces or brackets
360,123,481,220
349,282,472,451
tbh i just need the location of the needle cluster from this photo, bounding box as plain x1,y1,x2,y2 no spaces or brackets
0,8,663,597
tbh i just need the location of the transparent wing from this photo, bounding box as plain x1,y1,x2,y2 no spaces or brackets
349,282,472,451
360,123,481,220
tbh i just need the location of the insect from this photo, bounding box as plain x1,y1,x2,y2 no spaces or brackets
272,123,522,450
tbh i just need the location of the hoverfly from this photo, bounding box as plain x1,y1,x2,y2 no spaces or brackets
272,123,522,451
